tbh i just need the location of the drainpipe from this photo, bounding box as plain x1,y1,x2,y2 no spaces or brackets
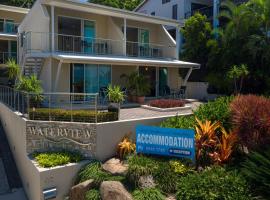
123,18,127,56
51,6,55,52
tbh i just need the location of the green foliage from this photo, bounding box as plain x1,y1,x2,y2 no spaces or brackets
33,151,83,168
241,149,270,198
132,188,165,200
29,108,118,123
176,167,252,200
107,84,125,103
90,0,143,11
227,64,249,94
194,96,234,129
85,189,101,200
76,161,125,187
160,115,195,129
6,59,20,80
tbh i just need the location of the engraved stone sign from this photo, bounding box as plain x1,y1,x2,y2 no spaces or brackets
26,121,97,158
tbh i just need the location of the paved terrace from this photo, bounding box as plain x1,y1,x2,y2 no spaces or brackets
119,100,202,121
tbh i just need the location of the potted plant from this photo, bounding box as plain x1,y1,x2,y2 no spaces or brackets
107,85,125,118
120,72,138,102
135,75,150,104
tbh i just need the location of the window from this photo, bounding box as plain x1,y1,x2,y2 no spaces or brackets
172,4,178,20
151,12,155,16
162,0,170,4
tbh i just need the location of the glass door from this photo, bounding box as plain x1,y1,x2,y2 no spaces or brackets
84,20,95,54
85,64,98,93
139,66,156,97
159,68,168,96
139,29,150,57
5,20,14,33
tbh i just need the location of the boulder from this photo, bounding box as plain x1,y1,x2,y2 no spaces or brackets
138,175,156,189
70,179,94,200
102,158,128,176
166,195,176,200
100,181,132,200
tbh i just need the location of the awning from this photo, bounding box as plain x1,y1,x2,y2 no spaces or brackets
52,53,200,69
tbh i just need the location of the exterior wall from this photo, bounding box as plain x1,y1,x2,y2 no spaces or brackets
168,67,182,90
51,59,70,93
39,58,52,92
112,65,137,87
186,81,208,100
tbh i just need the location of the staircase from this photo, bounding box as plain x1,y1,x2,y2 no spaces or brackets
22,57,44,78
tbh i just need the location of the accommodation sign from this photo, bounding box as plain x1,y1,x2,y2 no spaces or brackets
136,125,195,161
26,121,97,158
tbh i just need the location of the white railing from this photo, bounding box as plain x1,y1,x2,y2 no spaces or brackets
23,32,176,59
0,20,19,34
0,52,17,64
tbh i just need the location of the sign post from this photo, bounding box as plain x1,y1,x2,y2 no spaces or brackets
136,125,195,162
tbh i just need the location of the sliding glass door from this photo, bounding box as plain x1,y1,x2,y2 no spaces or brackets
84,21,95,54
71,64,111,96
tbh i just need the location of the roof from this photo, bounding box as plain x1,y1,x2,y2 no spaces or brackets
51,53,200,69
41,0,183,27
0,4,29,14
134,0,148,11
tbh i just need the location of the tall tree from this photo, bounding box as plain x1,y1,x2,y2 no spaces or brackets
89,0,143,11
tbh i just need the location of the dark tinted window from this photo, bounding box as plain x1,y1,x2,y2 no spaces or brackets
172,4,178,20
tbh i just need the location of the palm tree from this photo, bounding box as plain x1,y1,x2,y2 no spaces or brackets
227,64,249,94
6,59,20,83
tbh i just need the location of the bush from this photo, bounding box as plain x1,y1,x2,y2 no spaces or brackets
33,151,83,168
176,167,252,200
241,149,270,198
132,188,165,200
76,161,125,187
194,96,233,129
85,189,101,200
148,99,185,108
160,115,195,129
29,108,118,123
230,95,270,150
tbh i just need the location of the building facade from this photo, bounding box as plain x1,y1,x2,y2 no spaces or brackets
18,0,199,98
0,5,29,84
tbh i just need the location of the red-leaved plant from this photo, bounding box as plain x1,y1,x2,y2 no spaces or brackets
148,99,186,108
230,95,270,151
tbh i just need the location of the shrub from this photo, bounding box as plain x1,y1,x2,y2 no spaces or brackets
85,189,101,200
29,108,118,123
176,167,252,200
148,99,185,108
132,188,165,200
33,151,83,168
127,155,158,186
194,96,233,129
241,149,270,198
117,132,136,159
76,161,125,187
230,95,270,150
160,115,195,129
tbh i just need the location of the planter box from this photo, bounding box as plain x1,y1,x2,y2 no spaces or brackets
141,105,192,112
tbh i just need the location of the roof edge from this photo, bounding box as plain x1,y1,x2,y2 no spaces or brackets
0,4,29,14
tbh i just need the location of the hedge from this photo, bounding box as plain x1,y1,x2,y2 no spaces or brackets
29,108,118,123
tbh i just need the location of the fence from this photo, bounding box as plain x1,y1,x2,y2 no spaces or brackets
0,85,117,123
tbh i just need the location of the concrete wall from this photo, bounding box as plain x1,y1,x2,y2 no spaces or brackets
186,81,208,100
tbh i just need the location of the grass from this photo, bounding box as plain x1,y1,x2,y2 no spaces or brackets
132,188,165,200
33,151,83,168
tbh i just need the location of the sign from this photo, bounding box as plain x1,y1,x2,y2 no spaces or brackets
136,125,195,161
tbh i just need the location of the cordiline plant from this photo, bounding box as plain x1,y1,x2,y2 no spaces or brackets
117,132,136,159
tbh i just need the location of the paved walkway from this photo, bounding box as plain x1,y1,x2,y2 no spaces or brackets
119,100,202,121
0,122,28,200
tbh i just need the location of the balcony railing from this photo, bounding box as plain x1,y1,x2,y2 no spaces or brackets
23,32,176,59
185,6,213,19
0,20,19,34
0,52,17,64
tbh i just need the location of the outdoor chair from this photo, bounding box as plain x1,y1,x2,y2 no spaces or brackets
161,85,172,98
121,87,128,104
99,87,108,105
177,86,187,99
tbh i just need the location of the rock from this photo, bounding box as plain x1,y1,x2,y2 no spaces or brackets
166,195,176,200
102,158,128,176
69,179,94,200
138,175,156,189
100,181,132,200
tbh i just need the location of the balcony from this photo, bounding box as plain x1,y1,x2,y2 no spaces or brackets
0,20,19,34
23,32,176,59
0,52,17,64
185,6,213,19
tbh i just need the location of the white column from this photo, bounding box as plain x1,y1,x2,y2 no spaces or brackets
183,68,193,86
123,18,127,56
51,6,55,52
54,60,63,92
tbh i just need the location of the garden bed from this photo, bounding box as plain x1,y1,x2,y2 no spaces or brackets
142,99,191,112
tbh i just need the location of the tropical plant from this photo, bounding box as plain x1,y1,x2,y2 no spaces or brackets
230,95,270,151
85,189,101,200
195,118,220,165
132,188,165,200
107,84,125,103
6,59,20,81
227,64,249,94
134,75,150,97
209,128,238,165
160,115,196,129
117,132,136,159
241,148,270,198
176,166,252,200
